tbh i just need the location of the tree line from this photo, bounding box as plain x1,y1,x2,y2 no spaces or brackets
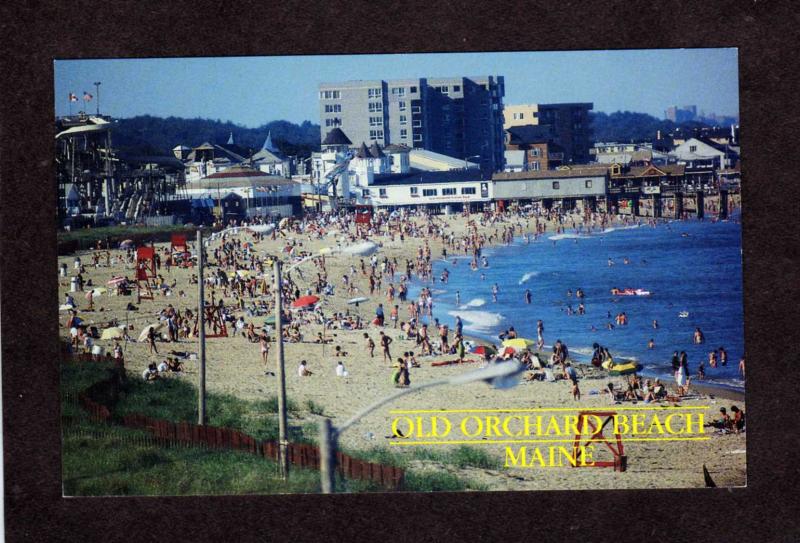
110,115,321,158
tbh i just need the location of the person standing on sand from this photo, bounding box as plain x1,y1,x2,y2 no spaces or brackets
380,331,393,363
564,363,580,400
147,326,159,355
260,333,271,374
364,333,375,358
375,303,385,326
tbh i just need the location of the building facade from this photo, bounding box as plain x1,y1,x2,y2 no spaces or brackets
318,76,505,173
503,102,593,164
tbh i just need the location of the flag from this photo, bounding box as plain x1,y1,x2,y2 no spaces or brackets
69,93,78,102
83,92,93,101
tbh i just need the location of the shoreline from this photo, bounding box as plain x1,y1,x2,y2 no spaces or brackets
58,210,746,490
407,215,744,396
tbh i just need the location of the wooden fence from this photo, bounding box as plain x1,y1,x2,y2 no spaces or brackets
63,349,405,490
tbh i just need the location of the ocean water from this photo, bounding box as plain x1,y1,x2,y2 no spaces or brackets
408,215,745,392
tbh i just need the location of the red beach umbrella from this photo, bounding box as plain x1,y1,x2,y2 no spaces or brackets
291,295,320,309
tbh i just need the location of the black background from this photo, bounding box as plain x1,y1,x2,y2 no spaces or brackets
1,0,799,541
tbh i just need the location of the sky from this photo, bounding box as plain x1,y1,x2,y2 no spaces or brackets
54,48,739,127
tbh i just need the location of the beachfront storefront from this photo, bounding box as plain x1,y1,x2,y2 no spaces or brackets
491,166,608,212
358,170,492,213
184,166,302,221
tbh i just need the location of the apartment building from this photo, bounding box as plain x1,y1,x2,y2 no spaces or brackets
318,76,505,173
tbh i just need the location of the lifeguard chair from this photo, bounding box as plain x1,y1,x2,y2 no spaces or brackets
193,302,229,338
170,233,192,268
135,246,157,302
571,410,627,472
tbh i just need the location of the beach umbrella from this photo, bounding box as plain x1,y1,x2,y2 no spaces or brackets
607,361,644,376
107,276,126,286
347,296,369,305
469,345,497,356
101,326,125,340
119,239,134,249
291,295,319,309
502,338,535,350
137,322,164,343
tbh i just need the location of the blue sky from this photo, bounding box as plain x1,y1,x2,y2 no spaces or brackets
54,48,739,127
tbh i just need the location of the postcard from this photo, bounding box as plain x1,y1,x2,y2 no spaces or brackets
55,48,744,495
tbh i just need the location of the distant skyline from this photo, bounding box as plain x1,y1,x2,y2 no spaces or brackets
54,49,739,128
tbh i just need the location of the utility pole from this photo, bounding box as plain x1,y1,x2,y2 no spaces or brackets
274,259,289,479
197,230,206,425
94,82,101,117
319,418,335,493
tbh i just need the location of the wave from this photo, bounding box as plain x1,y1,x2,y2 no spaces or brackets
447,310,504,332
518,271,539,285
602,224,642,234
459,298,486,309
547,233,587,241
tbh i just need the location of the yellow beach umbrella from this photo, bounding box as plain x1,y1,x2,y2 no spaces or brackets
502,338,535,350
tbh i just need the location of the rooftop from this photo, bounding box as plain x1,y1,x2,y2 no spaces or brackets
493,165,610,181
322,128,352,146
371,169,486,186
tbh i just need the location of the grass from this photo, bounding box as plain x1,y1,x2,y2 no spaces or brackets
305,399,325,416
61,358,492,494
343,444,503,471
62,420,322,496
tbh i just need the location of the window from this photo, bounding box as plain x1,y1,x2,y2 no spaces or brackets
422,189,438,197
531,148,540,157
369,129,384,140
379,188,387,198
324,104,342,113
442,188,456,196
453,85,461,92
689,145,698,152
552,181,560,190
362,189,371,198
369,116,383,127
399,115,407,124
411,105,421,114
513,112,524,120
409,186,419,197
325,118,341,127
531,161,540,171
391,87,406,96
413,134,422,142
319,90,340,99
368,102,383,112
585,180,592,188
368,88,382,98
400,129,408,139
398,101,406,111
410,86,418,93
461,187,476,195
412,120,422,128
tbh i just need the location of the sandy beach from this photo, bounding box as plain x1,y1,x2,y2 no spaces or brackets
59,207,746,490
